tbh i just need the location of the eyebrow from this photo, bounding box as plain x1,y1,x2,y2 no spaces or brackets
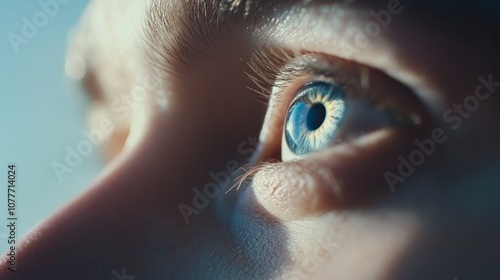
143,0,286,77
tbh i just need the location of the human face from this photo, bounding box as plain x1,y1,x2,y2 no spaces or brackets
2,0,500,279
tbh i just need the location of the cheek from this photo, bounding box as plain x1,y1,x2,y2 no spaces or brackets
277,211,420,280
248,125,432,222
250,161,338,221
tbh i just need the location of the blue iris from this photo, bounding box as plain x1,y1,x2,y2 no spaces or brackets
284,82,346,155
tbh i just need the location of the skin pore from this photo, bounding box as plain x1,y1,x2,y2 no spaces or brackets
1,0,500,279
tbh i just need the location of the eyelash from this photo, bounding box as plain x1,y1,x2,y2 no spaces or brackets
247,48,420,129
233,47,425,191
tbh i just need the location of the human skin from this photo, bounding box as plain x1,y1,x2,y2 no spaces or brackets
2,0,500,279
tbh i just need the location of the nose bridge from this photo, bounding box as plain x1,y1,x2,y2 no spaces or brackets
0,98,258,278
1,26,270,276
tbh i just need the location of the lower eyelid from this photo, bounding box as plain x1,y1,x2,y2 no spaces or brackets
250,160,340,221
250,125,428,220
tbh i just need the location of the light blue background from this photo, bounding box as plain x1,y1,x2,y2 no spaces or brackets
0,0,100,254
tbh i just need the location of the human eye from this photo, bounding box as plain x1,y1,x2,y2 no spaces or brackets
283,80,350,157
245,49,433,218
250,50,428,160
274,53,424,160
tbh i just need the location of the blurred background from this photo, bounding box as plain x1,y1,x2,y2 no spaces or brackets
0,1,101,253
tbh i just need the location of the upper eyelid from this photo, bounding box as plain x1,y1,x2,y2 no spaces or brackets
279,56,425,126
258,1,466,111
247,0,447,126
247,49,363,105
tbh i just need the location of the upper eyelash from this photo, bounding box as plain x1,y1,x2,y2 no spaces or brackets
247,47,424,127
246,47,370,105
246,47,301,102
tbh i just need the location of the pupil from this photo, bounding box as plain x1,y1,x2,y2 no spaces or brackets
307,103,326,130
